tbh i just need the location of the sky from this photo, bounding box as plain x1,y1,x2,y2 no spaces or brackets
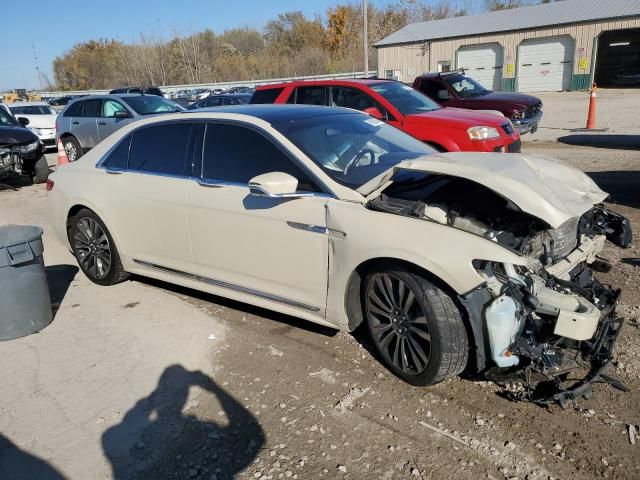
0,0,351,91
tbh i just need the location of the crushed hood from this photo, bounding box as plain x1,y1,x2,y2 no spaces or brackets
358,152,608,229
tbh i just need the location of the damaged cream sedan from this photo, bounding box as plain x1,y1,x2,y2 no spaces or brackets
48,105,632,405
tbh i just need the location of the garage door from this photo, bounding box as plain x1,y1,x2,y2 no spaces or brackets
518,37,574,92
457,44,504,91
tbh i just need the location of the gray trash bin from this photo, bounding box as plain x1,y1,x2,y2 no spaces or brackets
0,225,53,341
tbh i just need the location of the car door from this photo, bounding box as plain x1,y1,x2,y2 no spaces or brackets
98,121,200,273
72,98,102,149
98,98,133,141
186,121,330,315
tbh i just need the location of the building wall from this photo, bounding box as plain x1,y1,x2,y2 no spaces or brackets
376,17,640,91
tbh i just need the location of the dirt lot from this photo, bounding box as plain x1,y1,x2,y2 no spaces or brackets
1,125,639,478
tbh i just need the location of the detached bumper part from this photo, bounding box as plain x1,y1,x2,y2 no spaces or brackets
553,296,600,341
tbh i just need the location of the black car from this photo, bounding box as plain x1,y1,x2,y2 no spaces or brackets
110,86,164,97
0,107,48,183
186,93,252,110
49,95,82,107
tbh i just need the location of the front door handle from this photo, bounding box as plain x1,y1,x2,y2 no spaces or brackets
105,168,124,175
197,179,224,188
98,121,106,126
72,121,79,125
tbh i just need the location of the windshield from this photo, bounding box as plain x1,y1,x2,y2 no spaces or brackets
369,82,440,115
274,112,434,189
122,96,182,115
0,107,18,126
9,105,57,115
444,74,490,98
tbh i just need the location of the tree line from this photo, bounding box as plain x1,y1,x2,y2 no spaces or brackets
51,0,556,90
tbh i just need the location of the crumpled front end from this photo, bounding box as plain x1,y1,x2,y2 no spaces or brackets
365,163,633,405
472,206,632,406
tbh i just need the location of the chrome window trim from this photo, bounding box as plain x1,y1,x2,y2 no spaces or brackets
95,117,336,199
133,259,321,313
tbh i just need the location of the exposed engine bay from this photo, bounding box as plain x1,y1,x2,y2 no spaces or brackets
368,172,633,406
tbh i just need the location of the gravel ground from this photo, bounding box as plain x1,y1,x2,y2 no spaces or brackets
0,137,639,480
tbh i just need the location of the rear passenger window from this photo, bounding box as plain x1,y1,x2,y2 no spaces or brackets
128,123,192,176
249,88,284,104
103,136,131,169
80,99,102,117
202,123,321,192
295,87,326,106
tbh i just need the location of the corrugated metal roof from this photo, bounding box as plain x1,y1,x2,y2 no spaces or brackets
375,0,640,47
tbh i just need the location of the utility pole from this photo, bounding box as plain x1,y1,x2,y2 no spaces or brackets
363,0,368,76
32,43,43,91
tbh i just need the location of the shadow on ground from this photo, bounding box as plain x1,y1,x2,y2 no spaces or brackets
46,264,78,315
559,134,640,150
102,365,265,480
587,171,640,209
0,433,65,480
0,175,33,191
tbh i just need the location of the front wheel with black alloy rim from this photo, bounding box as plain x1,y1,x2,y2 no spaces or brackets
62,136,82,162
71,209,129,286
364,265,469,386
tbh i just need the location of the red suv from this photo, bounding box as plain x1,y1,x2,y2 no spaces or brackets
251,79,521,153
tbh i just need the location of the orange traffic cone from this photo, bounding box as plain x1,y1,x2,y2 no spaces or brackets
585,84,597,129
56,138,69,167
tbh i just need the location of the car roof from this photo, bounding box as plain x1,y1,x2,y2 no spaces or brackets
212,93,252,98
256,78,392,90
187,104,360,123
7,102,52,107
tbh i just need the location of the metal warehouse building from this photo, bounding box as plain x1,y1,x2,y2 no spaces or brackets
375,0,640,92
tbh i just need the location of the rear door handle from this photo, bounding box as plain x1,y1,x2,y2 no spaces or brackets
98,121,106,125
72,121,79,125
105,168,124,175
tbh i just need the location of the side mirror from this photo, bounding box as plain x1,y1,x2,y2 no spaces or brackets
437,90,452,100
17,117,30,126
249,172,311,198
114,110,132,119
363,106,386,121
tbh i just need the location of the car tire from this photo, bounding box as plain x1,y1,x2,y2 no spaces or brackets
364,265,468,386
71,208,129,286
32,155,49,184
62,136,82,162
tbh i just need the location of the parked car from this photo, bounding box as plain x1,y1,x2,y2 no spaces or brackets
8,102,58,149
0,106,48,183
187,89,211,103
251,79,521,153
56,94,183,161
49,95,82,109
109,86,164,97
227,86,254,94
413,71,542,135
186,93,252,110
48,105,630,403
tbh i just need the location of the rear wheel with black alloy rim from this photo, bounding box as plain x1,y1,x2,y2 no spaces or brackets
71,209,129,286
364,265,468,386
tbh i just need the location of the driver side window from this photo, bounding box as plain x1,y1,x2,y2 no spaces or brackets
202,123,322,193
102,100,128,118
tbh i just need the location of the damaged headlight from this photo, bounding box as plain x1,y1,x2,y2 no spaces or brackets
467,126,500,140
17,141,40,154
